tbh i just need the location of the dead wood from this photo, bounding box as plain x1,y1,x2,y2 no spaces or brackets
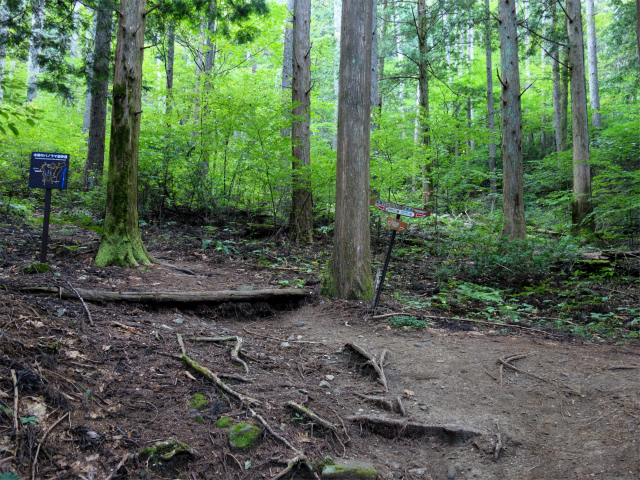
344,343,388,391
104,453,131,480
354,393,406,416
188,336,249,373
180,354,261,406
396,396,406,417
63,281,93,326
284,401,338,433
31,412,70,480
347,415,484,442
11,369,18,430
19,286,311,304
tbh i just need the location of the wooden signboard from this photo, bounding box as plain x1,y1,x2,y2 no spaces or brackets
387,217,408,232
370,198,430,218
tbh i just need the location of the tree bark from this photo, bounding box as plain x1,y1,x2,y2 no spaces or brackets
26,0,45,102
417,0,431,207
566,0,593,234
84,0,114,190
281,0,294,139
370,0,379,126
498,0,526,239
485,0,496,200
22,287,310,304
323,0,373,300
95,0,152,267
585,0,601,127
635,0,640,79
331,0,341,150
82,13,97,134
0,1,9,105
290,0,313,244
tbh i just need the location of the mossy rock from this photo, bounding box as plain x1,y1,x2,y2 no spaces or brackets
22,263,51,274
228,422,262,451
190,393,208,410
322,460,377,479
216,416,233,428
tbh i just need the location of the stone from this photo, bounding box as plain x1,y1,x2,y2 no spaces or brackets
173,317,185,324
294,322,305,327
322,460,377,479
319,380,331,388
280,342,291,348
228,423,262,451
446,465,456,479
325,375,335,381
408,468,426,476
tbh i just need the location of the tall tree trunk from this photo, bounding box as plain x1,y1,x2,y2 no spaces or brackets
498,0,526,239
377,0,387,111
417,0,430,207
281,0,294,140
0,1,9,105
585,0,601,127
84,0,113,190
331,0,341,149
394,2,405,115
26,0,45,102
166,20,175,110
82,13,97,134
95,0,152,267
567,0,593,233
370,0,378,128
485,0,496,200
70,5,79,58
324,0,373,300
290,0,313,243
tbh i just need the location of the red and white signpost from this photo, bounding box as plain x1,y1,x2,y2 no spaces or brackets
370,198,431,310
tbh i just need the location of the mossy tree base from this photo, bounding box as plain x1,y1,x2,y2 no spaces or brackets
95,229,151,267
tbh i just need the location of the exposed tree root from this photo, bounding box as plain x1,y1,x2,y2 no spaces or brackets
188,336,249,373
180,354,261,406
284,401,338,433
347,415,484,442
344,343,388,391
354,393,406,416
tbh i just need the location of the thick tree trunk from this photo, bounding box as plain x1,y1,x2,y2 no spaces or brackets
95,0,152,267
585,0,601,127
370,0,378,127
417,0,431,207
281,0,294,140
324,0,373,300
377,0,387,111
485,0,496,199
290,0,313,243
26,0,45,102
332,0,341,150
567,0,593,233
498,0,526,239
82,14,97,134
394,2,405,114
84,0,113,190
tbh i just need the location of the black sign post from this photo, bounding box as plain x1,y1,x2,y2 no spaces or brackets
28,152,70,263
370,198,431,311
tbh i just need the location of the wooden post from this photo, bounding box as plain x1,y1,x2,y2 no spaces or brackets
40,188,52,262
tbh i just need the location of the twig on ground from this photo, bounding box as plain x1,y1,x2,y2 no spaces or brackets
604,364,639,370
242,326,324,344
484,370,499,382
494,422,503,460
396,396,406,417
177,334,187,356
249,408,300,453
64,281,94,326
111,321,141,335
271,454,309,480
10,369,18,430
31,412,70,480
187,336,249,373
180,354,261,406
284,401,338,433
498,353,581,395
344,343,388,391
104,452,131,480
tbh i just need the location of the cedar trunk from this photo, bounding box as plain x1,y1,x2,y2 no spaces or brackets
323,0,373,300
290,0,313,243
498,0,526,239
84,0,114,190
567,0,593,233
585,0,601,128
485,0,496,198
95,0,151,267
417,0,431,207
26,0,45,102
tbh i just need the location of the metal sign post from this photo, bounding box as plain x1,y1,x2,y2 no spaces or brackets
370,198,430,311
28,152,70,263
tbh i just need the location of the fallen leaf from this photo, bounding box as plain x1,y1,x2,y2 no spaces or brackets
102,345,111,351
404,389,415,397
184,371,197,381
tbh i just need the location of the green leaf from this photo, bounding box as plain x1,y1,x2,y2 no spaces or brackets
7,123,19,136
0,473,22,480
26,118,36,126
0,125,6,135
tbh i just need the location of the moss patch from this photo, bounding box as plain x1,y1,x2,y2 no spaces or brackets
138,438,194,465
216,416,232,428
322,460,377,479
22,263,51,274
190,393,208,410
228,422,262,451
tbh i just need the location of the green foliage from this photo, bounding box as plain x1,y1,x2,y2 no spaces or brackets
388,315,427,329
0,472,22,480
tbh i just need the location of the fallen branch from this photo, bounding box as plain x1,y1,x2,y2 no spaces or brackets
344,343,388,391
64,281,93,326
181,354,261,406
250,408,300,453
284,401,338,433
104,453,131,480
347,415,484,441
271,454,317,480
354,393,395,412
31,412,70,480
20,286,310,304
11,369,18,430
188,336,249,373
396,396,406,417
498,354,581,395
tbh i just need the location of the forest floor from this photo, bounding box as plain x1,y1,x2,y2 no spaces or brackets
0,213,639,480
